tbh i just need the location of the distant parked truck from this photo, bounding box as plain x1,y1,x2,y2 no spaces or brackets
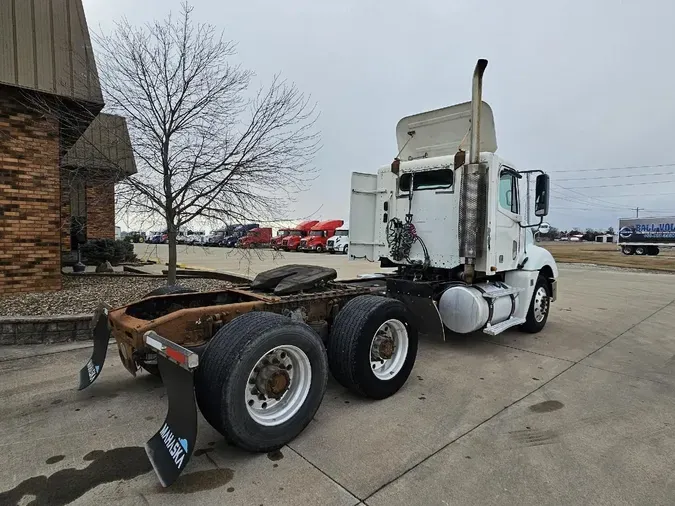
208,225,237,246
237,227,272,248
327,222,349,254
300,220,344,252
282,220,318,251
618,217,675,255
271,229,291,250
222,224,259,247
186,231,206,245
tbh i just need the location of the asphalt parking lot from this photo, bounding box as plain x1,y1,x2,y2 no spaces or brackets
2,260,675,505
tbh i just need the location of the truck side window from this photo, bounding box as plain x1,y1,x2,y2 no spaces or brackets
499,172,519,214
399,168,453,192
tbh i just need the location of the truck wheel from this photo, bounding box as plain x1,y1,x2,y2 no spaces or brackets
195,312,328,452
328,295,418,399
520,275,550,333
343,245,348,254
316,245,323,253
635,246,647,256
622,246,634,255
647,246,660,256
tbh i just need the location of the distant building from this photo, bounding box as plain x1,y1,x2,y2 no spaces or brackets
0,0,135,293
595,234,614,243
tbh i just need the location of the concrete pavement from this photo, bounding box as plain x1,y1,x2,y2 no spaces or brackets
1,262,675,505
132,243,392,279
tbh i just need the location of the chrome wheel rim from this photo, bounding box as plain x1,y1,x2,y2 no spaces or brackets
370,319,409,380
245,345,311,426
533,286,549,323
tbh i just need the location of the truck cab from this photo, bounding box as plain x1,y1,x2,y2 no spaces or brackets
223,224,259,247
237,227,273,248
282,220,319,251
327,222,349,254
300,220,344,253
271,229,291,250
350,61,557,338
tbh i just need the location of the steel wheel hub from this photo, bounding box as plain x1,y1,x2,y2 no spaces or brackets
370,319,409,380
533,286,549,323
245,345,312,426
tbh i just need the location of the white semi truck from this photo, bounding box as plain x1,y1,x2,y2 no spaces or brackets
77,59,558,487
350,59,558,337
327,222,349,254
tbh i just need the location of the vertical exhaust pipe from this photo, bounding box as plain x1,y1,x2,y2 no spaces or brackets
459,59,488,284
469,59,488,165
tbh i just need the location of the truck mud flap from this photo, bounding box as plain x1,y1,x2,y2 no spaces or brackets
143,331,199,487
390,293,445,341
78,303,112,390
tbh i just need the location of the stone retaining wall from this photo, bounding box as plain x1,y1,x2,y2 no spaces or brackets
0,314,94,345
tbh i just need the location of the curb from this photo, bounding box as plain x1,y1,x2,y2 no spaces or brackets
1,313,94,346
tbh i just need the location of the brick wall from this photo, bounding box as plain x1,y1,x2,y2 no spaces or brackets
0,89,61,293
86,181,115,240
60,175,71,252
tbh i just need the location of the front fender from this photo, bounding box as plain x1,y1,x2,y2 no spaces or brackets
522,245,558,279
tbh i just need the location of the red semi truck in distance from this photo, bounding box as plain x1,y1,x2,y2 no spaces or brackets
281,220,318,251
299,220,344,253
237,227,272,248
271,229,290,250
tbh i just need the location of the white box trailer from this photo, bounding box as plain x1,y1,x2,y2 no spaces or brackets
618,217,675,255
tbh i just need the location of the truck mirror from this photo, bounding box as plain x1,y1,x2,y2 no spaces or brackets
534,174,550,217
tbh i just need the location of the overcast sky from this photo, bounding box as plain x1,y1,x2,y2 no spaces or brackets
83,0,675,232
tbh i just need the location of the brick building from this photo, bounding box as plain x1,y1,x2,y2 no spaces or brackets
0,0,135,294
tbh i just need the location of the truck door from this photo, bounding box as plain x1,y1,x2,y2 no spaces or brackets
495,168,522,271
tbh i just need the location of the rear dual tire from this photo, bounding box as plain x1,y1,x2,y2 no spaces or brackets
195,312,328,452
328,295,418,399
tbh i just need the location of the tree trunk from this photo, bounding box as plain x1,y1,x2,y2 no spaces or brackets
167,225,177,286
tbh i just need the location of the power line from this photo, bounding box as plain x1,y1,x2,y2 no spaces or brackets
548,162,675,173
578,190,675,198
561,179,675,189
552,183,630,210
555,171,675,182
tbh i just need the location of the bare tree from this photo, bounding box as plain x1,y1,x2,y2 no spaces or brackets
95,2,319,283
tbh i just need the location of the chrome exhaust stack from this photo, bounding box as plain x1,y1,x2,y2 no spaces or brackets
459,59,488,284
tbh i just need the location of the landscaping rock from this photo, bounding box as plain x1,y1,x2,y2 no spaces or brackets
0,275,229,317
96,261,114,273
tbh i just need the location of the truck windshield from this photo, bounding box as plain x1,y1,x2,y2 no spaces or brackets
289,230,303,236
277,230,290,237
310,231,324,237
334,230,348,237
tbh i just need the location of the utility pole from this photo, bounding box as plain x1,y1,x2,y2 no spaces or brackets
526,173,531,224
634,207,641,218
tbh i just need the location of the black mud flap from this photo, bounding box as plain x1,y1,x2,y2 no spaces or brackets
144,332,199,487
390,293,446,341
78,303,112,390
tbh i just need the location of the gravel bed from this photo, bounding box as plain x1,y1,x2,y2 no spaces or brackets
0,275,230,317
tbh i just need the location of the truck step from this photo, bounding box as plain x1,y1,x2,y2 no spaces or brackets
481,286,521,299
483,316,526,336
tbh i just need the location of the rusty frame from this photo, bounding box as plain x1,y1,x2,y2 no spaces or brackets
109,282,376,357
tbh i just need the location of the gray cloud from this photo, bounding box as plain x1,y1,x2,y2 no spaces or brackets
84,0,675,230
